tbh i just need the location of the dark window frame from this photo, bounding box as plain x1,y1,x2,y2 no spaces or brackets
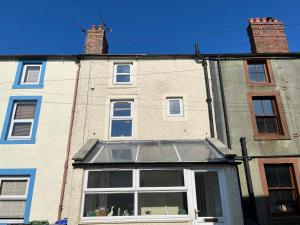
244,60,276,86
247,91,290,140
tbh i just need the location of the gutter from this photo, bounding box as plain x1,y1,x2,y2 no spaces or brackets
57,57,81,220
217,57,231,149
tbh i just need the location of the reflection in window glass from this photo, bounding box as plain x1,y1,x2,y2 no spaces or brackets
138,192,188,215
111,120,132,137
195,172,223,217
87,171,132,188
84,193,134,217
111,101,133,137
248,62,267,83
140,170,184,187
265,164,300,216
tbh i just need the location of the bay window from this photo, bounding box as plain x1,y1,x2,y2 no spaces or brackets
82,169,188,218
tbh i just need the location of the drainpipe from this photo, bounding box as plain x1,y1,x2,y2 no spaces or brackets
217,57,231,149
240,137,259,224
195,44,215,138
57,58,81,220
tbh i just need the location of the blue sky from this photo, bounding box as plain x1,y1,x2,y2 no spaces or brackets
1,0,300,54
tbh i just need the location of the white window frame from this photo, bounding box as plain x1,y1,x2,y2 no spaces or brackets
110,100,133,138
20,64,42,85
7,102,35,140
167,97,184,117
81,169,190,222
0,177,30,224
113,64,132,84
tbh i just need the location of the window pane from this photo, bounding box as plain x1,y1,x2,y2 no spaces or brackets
169,100,181,115
255,64,265,72
256,117,266,133
117,65,130,73
113,102,131,117
257,72,267,82
265,117,278,133
262,100,274,116
87,171,132,188
265,165,292,187
265,166,279,187
111,149,133,161
14,103,36,119
24,65,40,83
195,172,223,217
269,190,297,214
111,120,132,137
83,193,134,217
0,200,26,219
249,72,257,82
248,64,256,73
116,75,130,83
140,170,184,187
253,100,263,116
11,123,32,137
138,192,188,216
0,180,27,195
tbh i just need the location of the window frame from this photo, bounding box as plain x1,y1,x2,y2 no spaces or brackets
109,100,133,138
0,169,36,224
244,59,275,86
166,97,184,117
258,158,300,221
113,64,132,85
247,91,290,140
12,60,47,89
0,96,42,144
81,169,189,221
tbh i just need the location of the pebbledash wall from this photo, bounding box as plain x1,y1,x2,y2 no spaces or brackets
0,56,78,223
60,55,244,225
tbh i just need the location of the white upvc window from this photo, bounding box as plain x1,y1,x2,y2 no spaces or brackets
7,101,36,140
0,177,29,223
110,101,133,137
113,64,132,84
21,64,42,84
81,169,188,220
167,97,184,117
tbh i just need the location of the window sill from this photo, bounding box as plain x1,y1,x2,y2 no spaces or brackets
0,138,36,144
80,215,192,224
253,133,291,141
107,85,137,89
12,84,44,89
248,82,276,87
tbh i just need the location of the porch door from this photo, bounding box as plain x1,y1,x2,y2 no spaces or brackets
192,170,226,225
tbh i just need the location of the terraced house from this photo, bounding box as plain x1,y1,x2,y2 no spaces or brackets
60,25,243,225
0,56,78,223
210,18,300,225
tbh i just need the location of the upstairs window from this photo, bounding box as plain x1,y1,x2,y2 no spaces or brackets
245,60,275,86
248,92,290,140
252,97,281,134
167,97,183,117
0,96,42,144
114,64,131,84
13,60,46,89
110,101,133,137
264,164,300,217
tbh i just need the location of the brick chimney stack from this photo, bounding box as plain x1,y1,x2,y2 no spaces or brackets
247,17,289,53
84,25,109,54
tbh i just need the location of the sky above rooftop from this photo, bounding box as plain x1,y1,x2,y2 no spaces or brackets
1,0,300,54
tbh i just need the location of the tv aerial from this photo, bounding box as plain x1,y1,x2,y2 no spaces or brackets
97,13,112,32
72,20,87,33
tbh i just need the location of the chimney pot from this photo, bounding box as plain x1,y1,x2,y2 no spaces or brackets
247,17,288,53
249,18,254,23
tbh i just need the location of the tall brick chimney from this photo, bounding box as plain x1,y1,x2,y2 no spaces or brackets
247,17,289,53
84,25,109,54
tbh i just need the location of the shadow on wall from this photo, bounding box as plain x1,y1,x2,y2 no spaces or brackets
242,196,300,225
